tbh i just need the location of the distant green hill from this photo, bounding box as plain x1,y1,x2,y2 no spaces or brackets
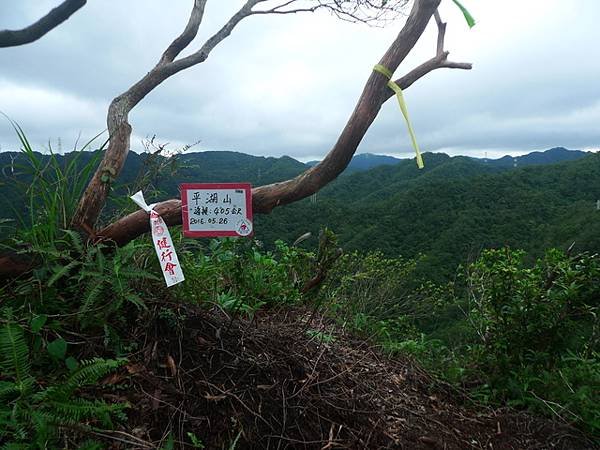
1,147,597,280
307,153,403,173
307,147,588,173
473,146,588,168
256,152,600,280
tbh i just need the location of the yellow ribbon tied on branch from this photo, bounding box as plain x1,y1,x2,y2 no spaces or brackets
373,64,424,169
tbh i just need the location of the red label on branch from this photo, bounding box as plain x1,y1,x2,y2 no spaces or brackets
180,183,253,238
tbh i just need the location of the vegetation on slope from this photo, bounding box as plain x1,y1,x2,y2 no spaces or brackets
0,135,598,448
258,152,600,280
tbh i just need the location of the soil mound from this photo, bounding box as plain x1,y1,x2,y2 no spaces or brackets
109,305,595,449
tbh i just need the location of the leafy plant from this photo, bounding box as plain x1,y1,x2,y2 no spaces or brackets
318,246,600,434
0,320,127,448
176,237,310,314
2,117,105,249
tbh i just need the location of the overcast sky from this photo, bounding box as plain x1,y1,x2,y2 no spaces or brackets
0,0,599,161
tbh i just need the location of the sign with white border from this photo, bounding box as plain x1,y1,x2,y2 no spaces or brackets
181,183,253,238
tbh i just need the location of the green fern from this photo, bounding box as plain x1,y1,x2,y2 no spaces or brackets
62,229,84,254
47,259,82,286
0,323,31,384
46,398,126,427
42,357,127,399
0,322,128,448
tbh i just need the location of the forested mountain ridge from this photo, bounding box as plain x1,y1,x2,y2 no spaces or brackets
474,146,589,168
307,146,588,172
256,152,600,279
1,147,597,280
307,153,404,172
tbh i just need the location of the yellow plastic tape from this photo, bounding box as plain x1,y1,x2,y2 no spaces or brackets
373,64,424,169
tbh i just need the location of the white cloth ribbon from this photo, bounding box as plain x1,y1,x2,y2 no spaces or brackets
130,191,184,287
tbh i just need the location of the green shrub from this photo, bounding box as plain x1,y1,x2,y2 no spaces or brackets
175,237,312,315
319,246,599,434
455,248,600,433
0,319,127,448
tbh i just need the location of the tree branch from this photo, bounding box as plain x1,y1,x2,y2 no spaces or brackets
387,8,471,97
1,0,474,279
251,0,410,25
168,0,262,74
434,10,446,56
158,0,208,65
0,0,86,48
71,0,261,230
93,0,473,246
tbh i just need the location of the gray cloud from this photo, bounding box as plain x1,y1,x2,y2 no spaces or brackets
0,0,598,159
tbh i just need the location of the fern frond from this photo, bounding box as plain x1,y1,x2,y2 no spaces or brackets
48,259,81,286
0,324,30,383
79,282,104,317
115,267,160,281
48,398,125,427
47,358,127,398
0,381,19,400
61,229,84,254
123,292,147,311
30,410,53,448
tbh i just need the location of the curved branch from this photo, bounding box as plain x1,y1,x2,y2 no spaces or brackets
158,0,208,65
71,0,262,230
95,0,473,247
0,0,86,48
2,0,474,279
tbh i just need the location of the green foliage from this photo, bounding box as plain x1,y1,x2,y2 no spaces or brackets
46,338,67,360
462,249,599,367
187,431,206,449
176,237,312,315
452,249,600,432
317,245,599,434
5,234,158,330
0,321,127,448
1,117,105,247
320,250,430,342
257,152,600,281
305,329,335,343
0,125,150,448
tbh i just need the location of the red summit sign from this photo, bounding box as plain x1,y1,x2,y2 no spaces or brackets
180,183,253,238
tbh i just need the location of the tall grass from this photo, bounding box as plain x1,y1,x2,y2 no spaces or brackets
2,116,106,249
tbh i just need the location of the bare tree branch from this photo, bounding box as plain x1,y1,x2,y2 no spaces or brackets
158,0,208,65
388,8,471,95
92,0,472,247
71,0,262,230
434,10,446,56
251,0,409,25
0,0,86,48
0,0,474,279
168,0,263,74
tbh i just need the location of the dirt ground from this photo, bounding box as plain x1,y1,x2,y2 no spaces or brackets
95,305,597,449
